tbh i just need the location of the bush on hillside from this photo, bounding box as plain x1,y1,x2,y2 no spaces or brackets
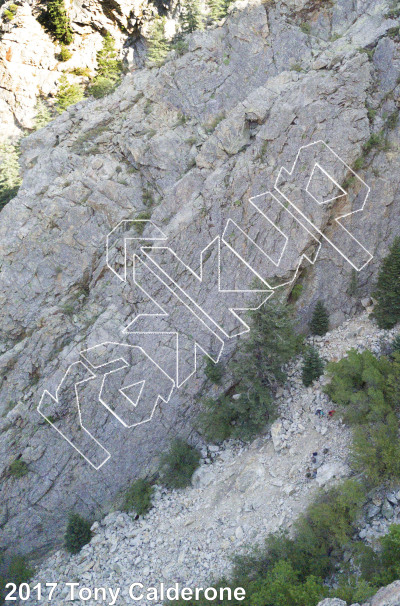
0,556,34,603
159,438,201,489
391,334,400,354
59,44,72,61
325,349,400,483
122,479,154,516
204,356,223,384
64,513,92,554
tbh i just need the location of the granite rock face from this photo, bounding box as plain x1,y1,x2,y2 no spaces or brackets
0,0,400,558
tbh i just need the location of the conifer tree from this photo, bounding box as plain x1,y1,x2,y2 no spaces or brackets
0,143,22,210
392,334,400,355
199,298,302,441
47,0,73,45
180,0,204,33
310,300,329,336
147,17,170,67
96,33,123,81
372,237,400,329
34,100,52,130
302,347,324,387
208,0,227,21
56,74,84,113
88,33,123,98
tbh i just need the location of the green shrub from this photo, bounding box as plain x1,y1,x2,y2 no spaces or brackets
375,524,400,584
171,37,189,56
64,513,92,554
309,300,329,336
147,17,170,67
0,555,34,602
159,438,201,489
4,3,18,20
47,0,73,44
300,22,311,34
56,74,84,113
122,479,154,516
225,480,367,606
250,560,326,606
290,283,303,302
88,76,116,99
8,459,28,478
198,395,244,442
332,576,376,604
59,44,72,61
325,349,400,484
204,356,223,384
372,236,400,328
301,347,324,387
134,210,152,235
71,67,91,77
351,413,400,484
0,142,21,210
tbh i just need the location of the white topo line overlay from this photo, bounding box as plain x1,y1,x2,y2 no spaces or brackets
38,140,373,468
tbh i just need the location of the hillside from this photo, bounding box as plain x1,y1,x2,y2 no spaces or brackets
21,313,400,605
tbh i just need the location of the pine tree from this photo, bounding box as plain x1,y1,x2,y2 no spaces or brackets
310,300,329,336
96,33,123,81
47,0,73,45
199,298,302,441
64,513,92,554
34,100,52,130
392,334,400,355
208,0,227,21
147,17,170,67
88,33,123,98
0,143,22,210
302,347,324,387
56,74,84,113
180,0,204,33
372,237,400,329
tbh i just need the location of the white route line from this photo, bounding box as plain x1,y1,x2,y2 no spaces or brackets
80,342,175,427
124,255,226,387
275,140,373,271
37,361,110,470
38,140,374,468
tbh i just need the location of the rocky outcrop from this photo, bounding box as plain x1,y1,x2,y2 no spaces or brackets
0,0,400,560
0,0,178,140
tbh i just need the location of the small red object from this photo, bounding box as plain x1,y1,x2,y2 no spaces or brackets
328,410,336,418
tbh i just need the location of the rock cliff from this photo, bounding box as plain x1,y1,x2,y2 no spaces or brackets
0,0,177,140
0,0,400,560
